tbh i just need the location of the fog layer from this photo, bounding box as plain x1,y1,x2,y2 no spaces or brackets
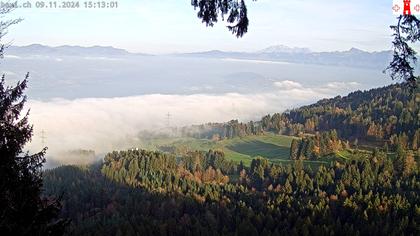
0,53,390,165
26,80,367,165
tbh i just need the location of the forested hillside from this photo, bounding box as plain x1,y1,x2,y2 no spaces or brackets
183,83,419,151
272,83,419,150
43,82,420,235
44,147,420,235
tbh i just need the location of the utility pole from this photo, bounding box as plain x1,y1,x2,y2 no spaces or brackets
40,130,46,146
166,112,171,128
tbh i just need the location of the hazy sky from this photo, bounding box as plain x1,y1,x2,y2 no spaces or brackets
4,0,395,54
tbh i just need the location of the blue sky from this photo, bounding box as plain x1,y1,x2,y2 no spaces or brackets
4,0,395,54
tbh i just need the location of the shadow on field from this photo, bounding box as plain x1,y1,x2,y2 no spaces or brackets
227,140,290,160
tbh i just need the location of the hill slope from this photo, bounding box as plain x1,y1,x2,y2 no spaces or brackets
267,82,419,150
43,83,420,235
186,83,419,151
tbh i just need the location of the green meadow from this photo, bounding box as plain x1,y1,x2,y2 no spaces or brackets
138,133,333,166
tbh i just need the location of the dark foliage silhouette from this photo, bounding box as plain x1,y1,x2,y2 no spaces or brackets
191,0,251,37
0,8,66,235
387,15,420,88
190,2,419,88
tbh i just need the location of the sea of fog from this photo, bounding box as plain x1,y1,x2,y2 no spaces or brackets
0,54,391,165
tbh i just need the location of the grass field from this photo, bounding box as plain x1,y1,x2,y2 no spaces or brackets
138,133,331,167
220,134,295,165
134,132,392,169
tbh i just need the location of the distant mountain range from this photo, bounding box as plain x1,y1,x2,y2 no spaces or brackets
258,45,312,54
175,45,393,69
6,44,151,57
6,44,393,69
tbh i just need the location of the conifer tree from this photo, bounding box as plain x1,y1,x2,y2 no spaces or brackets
0,8,66,234
0,75,66,235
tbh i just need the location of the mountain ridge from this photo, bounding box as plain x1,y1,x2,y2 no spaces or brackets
6,44,393,69
175,46,392,69
258,45,312,54
6,44,152,57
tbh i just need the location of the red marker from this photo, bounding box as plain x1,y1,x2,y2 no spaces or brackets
404,0,411,15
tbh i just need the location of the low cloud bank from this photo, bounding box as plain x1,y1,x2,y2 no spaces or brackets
25,81,363,165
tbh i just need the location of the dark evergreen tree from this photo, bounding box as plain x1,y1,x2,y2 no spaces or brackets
387,15,420,88
191,0,250,37
0,75,66,235
0,11,68,230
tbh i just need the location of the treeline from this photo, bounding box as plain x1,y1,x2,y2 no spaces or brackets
264,83,420,150
179,119,263,140
101,149,237,187
290,130,348,160
181,83,420,151
44,147,420,235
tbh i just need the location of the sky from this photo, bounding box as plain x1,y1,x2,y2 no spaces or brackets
3,0,396,54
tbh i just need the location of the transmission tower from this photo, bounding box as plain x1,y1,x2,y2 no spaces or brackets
166,112,171,128
40,130,47,146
